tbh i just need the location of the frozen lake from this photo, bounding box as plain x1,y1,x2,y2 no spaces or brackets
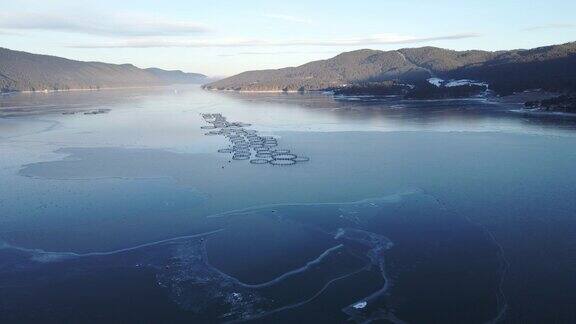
1,86,575,322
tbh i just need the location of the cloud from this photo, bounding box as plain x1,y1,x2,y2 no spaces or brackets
0,12,209,37
70,32,480,48
523,23,576,31
263,13,312,24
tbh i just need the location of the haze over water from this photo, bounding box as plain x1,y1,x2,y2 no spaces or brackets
1,86,576,322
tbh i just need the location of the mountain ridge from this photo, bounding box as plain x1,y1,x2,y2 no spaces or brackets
0,47,207,92
204,42,576,95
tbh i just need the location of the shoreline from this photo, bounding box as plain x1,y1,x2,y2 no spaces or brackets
204,87,570,106
203,87,306,93
1,83,206,95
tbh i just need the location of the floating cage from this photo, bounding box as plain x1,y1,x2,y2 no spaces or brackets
272,153,297,160
270,159,296,166
250,158,271,164
218,148,233,153
232,154,251,160
255,152,273,158
293,156,310,162
229,122,252,127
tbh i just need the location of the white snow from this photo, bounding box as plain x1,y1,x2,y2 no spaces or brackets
353,301,368,309
445,79,488,88
427,78,444,87
427,78,488,88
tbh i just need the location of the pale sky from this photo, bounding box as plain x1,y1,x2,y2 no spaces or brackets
1,0,575,77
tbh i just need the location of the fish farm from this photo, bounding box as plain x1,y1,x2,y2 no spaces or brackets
201,113,310,166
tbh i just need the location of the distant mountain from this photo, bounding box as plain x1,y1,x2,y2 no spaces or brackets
204,42,576,95
144,68,206,84
0,47,207,92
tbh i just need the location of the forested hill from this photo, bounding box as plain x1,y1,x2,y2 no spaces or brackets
204,42,576,95
0,47,207,92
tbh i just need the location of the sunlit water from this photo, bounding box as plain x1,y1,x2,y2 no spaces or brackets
1,86,575,322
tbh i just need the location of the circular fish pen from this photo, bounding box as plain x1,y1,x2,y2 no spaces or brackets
256,152,273,158
293,156,310,162
272,153,297,160
250,158,271,164
270,159,296,166
232,154,251,160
